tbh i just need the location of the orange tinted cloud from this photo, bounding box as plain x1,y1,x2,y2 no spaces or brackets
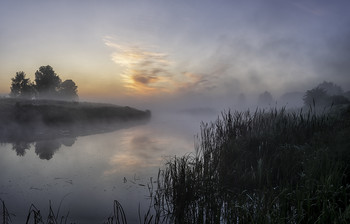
104,37,225,97
104,37,174,95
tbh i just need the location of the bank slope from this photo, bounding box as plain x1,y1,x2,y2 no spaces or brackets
0,98,151,141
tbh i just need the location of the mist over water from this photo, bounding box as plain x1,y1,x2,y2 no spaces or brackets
0,107,218,223
1,83,349,222
1,0,350,222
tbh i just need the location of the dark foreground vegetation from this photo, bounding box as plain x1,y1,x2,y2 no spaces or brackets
2,105,349,223
151,105,350,223
0,98,151,142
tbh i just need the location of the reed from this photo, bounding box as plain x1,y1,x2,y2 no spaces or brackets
153,106,350,223
104,200,127,224
1,199,14,224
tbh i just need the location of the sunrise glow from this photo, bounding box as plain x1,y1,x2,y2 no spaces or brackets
0,0,349,104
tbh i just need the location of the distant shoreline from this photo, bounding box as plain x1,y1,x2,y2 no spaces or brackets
0,98,151,142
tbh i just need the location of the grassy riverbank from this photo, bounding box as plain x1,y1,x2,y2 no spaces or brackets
0,98,151,125
153,105,350,223
0,98,151,142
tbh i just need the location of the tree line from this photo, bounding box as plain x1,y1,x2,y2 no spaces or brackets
10,65,78,101
302,81,349,107
251,81,349,108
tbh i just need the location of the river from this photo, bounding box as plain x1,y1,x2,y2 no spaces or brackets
0,110,218,223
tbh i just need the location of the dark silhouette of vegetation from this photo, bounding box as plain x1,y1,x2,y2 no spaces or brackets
317,81,343,96
34,65,62,99
9,65,78,101
10,71,35,98
151,106,350,223
329,95,350,105
59,79,78,100
303,82,349,108
0,198,131,224
303,87,329,107
1,199,13,224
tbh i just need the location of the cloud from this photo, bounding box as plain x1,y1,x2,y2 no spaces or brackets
104,34,311,99
104,37,227,97
313,31,350,90
104,37,174,95
132,74,158,85
175,72,217,94
291,1,327,16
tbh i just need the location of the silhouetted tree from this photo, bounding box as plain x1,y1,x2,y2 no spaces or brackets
59,79,78,101
317,81,343,96
329,95,349,105
9,65,79,100
303,87,328,107
10,71,35,98
258,91,273,106
35,65,61,98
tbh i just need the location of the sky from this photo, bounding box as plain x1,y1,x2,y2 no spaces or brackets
1,0,350,108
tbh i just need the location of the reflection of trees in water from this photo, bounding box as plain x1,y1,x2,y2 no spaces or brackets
6,118,147,160
11,137,76,160
61,137,76,147
35,140,61,160
12,142,31,156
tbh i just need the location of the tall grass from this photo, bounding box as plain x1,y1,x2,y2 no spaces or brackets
1,199,13,224
153,106,350,223
0,199,72,224
104,200,127,224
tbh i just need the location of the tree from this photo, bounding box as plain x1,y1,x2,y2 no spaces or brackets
10,71,35,98
317,81,343,96
59,79,78,100
35,65,61,98
329,95,349,105
9,65,79,100
303,87,328,107
258,91,273,106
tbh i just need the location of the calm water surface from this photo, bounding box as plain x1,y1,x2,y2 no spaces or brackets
0,111,217,223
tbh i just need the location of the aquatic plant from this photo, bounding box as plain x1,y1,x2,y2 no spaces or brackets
153,106,350,223
104,200,127,224
1,199,14,224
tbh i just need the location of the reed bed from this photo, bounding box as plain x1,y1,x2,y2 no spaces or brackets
0,199,72,224
153,106,350,223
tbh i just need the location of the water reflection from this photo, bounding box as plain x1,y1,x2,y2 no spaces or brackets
0,112,216,223
4,119,149,160
11,138,76,160
11,141,30,156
